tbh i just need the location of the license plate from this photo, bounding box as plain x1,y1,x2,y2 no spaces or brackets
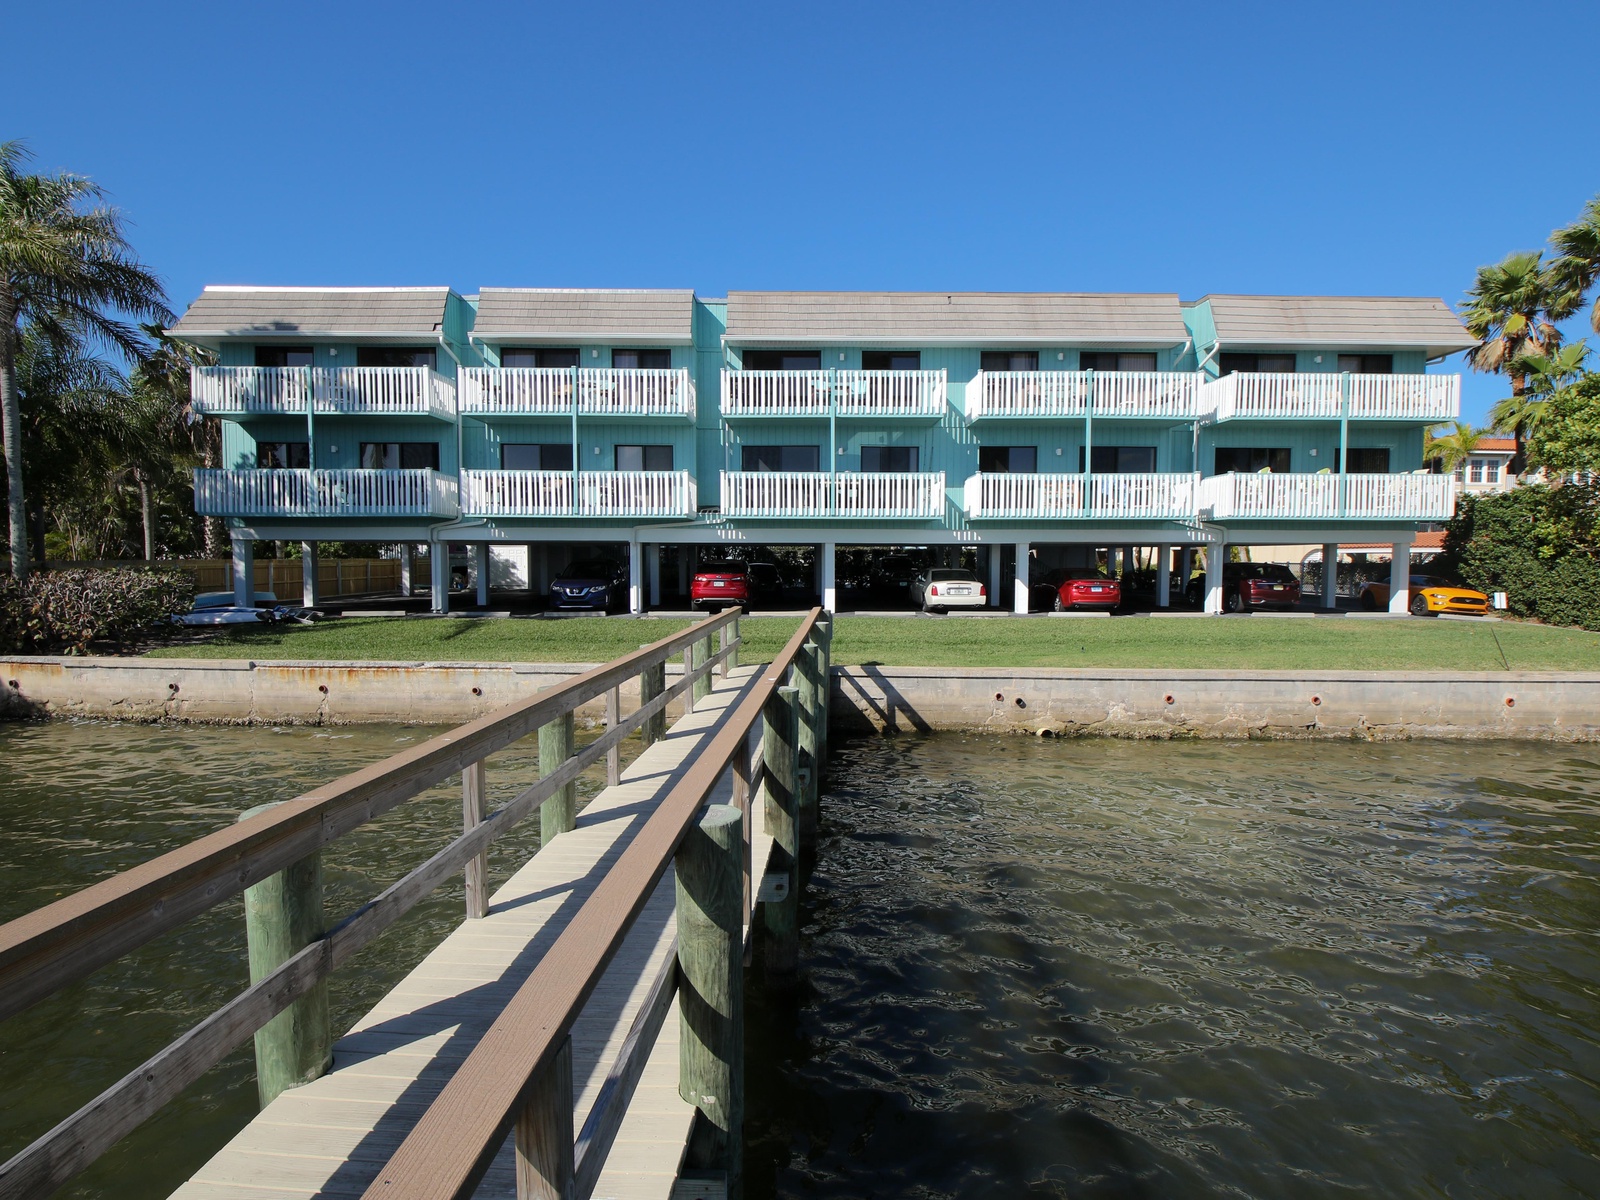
1090,585,1103,592
712,581,725,588
949,587,971,595
1271,585,1283,591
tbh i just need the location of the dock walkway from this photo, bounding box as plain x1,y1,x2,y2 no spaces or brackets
171,664,772,1200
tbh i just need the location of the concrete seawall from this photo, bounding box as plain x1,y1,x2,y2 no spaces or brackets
3,657,1598,740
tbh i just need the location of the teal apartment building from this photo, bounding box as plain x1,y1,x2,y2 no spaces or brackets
169,287,1474,614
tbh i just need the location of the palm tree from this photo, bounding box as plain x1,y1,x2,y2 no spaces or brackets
1425,421,1484,476
1551,194,1600,333
1488,342,1591,454
1461,251,1567,476
0,140,171,580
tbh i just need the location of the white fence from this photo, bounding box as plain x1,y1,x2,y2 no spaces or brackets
964,371,1204,419
963,472,1198,519
1199,472,1453,520
192,469,459,517
458,368,695,418
190,367,455,418
719,471,945,518
1200,373,1460,422
720,370,946,417
458,470,696,517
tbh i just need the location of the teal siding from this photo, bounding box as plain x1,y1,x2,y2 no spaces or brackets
1199,420,1423,476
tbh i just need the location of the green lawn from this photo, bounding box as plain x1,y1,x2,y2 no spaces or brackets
141,613,1600,672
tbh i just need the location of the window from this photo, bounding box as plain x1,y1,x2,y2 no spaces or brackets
1486,460,1500,483
1469,458,1485,483
1335,448,1391,473
741,445,820,472
360,442,440,470
1336,354,1393,374
1079,446,1157,473
501,348,579,368
1215,447,1291,473
742,350,822,371
1079,352,1158,372
979,351,1038,372
1220,353,1296,374
612,349,673,370
616,444,674,471
254,346,314,368
860,446,920,472
356,346,437,369
502,443,574,471
978,446,1037,473
256,441,309,469
861,351,921,371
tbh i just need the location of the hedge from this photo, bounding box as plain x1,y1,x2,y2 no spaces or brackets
0,567,195,655
1441,484,1600,631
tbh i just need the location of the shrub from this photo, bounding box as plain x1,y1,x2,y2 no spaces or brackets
0,567,195,655
1442,484,1600,630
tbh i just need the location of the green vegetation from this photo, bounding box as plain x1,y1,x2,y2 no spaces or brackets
3,566,193,654
141,613,1600,672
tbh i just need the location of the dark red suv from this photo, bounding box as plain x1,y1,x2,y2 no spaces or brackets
1185,562,1302,612
691,562,750,611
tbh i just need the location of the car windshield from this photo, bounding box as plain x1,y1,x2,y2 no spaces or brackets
929,569,975,582
559,561,613,578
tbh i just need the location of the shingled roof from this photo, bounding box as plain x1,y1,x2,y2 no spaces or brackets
1197,295,1474,357
169,287,453,342
724,292,1189,347
473,289,695,344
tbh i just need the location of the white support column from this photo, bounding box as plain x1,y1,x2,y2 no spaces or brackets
301,541,320,607
1389,539,1413,614
987,545,1002,608
231,536,254,609
430,541,450,614
647,543,661,607
1013,541,1030,614
628,539,643,614
474,543,490,607
1321,542,1339,610
398,542,413,598
1205,542,1225,614
1156,543,1171,608
821,541,837,612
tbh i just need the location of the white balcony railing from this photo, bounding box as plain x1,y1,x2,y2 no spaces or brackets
964,371,1204,420
458,470,696,518
719,471,945,518
720,370,946,418
458,368,695,418
1198,472,1453,520
192,469,459,517
1199,373,1461,422
963,472,1199,519
189,367,456,418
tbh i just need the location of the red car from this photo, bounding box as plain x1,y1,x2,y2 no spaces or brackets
1184,562,1302,612
691,562,750,611
1035,568,1121,612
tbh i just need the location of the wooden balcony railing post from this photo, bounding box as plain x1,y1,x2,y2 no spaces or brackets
463,761,489,919
639,646,666,747
675,803,745,1187
692,635,712,705
238,803,331,1108
539,712,577,842
515,1034,575,1200
760,684,801,980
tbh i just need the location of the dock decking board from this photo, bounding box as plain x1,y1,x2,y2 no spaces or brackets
170,664,776,1200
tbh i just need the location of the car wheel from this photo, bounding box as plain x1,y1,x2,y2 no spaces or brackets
1226,590,1244,614
1360,591,1377,611
1410,593,1432,616
1052,594,1066,613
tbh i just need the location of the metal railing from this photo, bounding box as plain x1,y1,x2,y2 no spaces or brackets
458,367,695,418
192,468,459,517
459,469,697,518
720,470,946,518
190,366,456,418
720,369,946,417
963,471,1199,519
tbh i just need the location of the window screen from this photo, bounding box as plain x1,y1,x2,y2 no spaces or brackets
979,352,1039,372
616,445,674,471
1214,447,1291,474
254,347,314,368
1080,352,1158,372
361,442,440,470
741,445,820,472
1220,353,1296,374
1079,446,1157,472
1336,354,1394,374
742,351,823,371
501,348,579,368
1336,448,1391,473
860,351,921,371
501,443,574,471
356,347,437,369
612,349,673,369
860,446,920,472
256,442,310,469
978,446,1037,473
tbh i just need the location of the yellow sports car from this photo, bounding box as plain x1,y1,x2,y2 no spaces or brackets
1360,575,1490,616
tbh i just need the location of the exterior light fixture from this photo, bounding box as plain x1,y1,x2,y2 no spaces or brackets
328,347,338,357
1310,448,1318,457
1314,355,1323,363
1057,352,1065,361
839,352,845,362
1055,447,1063,456
591,348,599,358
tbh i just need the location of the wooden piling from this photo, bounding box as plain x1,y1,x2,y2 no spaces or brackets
462,762,488,919
760,685,801,980
239,804,331,1108
675,803,745,1188
539,712,576,842
639,645,665,747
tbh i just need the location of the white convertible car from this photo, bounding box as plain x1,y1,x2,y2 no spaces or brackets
916,568,987,614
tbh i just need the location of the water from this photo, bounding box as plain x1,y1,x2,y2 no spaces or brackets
3,724,1598,1200
746,736,1600,1199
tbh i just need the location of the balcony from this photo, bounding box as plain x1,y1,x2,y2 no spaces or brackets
720,370,946,418
189,367,456,419
965,371,1204,420
459,470,697,518
458,368,695,419
192,469,459,518
719,471,946,519
1199,373,1460,422
1198,472,1453,520
964,472,1199,520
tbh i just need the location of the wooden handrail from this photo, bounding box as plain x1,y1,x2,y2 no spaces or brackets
359,608,824,1200
0,608,741,1025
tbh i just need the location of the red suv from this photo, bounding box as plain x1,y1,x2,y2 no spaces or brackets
691,562,750,611
1185,562,1302,612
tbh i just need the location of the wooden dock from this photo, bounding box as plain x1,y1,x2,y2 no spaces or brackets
170,665,773,1200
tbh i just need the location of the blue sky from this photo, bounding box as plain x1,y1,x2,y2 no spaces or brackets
9,0,1599,424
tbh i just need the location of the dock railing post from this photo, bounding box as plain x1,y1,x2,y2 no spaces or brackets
794,641,822,850
463,761,489,918
515,1034,575,1200
539,710,577,842
814,616,832,769
604,687,622,787
640,645,665,747
239,803,332,1108
692,634,712,706
675,803,745,1189
760,684,801,980
729,613,740,671
682,646,696,714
